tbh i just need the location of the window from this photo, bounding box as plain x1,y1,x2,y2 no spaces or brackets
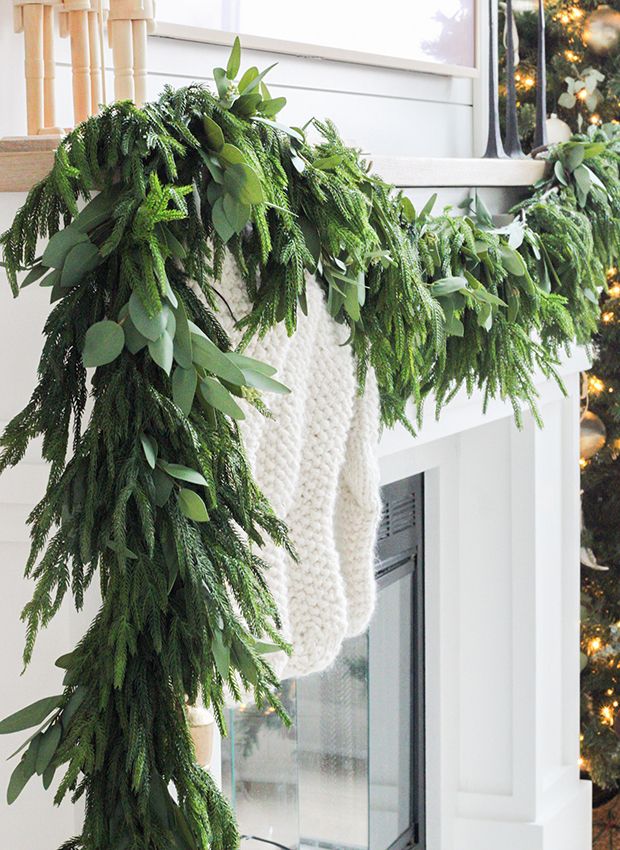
154,1,477,75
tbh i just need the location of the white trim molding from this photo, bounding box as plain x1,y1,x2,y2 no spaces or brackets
151,21,480,79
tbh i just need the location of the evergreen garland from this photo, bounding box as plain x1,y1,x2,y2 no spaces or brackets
0,41,616,849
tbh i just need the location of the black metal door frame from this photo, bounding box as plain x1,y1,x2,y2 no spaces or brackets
375,473,425,850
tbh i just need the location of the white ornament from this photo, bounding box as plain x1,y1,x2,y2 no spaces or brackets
546,113,573,144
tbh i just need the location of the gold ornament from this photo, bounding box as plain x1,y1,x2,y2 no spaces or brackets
584,5,620,54
580,409,607,459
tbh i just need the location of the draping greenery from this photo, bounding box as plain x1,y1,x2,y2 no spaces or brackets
0,40,616,850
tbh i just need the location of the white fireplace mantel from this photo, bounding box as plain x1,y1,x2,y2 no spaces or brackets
0,165,590,850
379,347,591,850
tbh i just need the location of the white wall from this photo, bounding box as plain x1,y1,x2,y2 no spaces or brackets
0,3,477,846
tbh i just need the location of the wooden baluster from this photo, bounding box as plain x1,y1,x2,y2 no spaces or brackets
87,6,102,114
41,3,58,131
68,7,91,124
132,16,147,106
21,4,45,135
109,16,134,102
108,0,153,107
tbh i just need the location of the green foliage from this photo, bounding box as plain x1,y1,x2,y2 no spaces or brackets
0,39,616,849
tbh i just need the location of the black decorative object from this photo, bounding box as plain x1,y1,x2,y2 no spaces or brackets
504,0,525,158
534,0,548,147
484,0,506,158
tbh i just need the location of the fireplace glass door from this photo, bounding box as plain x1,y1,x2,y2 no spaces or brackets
222,474,425,850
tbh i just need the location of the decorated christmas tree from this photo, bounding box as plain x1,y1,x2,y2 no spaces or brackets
506,0,620,149
510,0,620,803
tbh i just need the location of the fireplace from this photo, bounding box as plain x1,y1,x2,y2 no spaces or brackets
222,474,425,850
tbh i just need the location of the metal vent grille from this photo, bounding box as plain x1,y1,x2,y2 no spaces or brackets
378,489,417,541
376,475,422,571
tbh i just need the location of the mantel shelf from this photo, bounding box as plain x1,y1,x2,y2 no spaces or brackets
0,139,549,193
368,155,548,187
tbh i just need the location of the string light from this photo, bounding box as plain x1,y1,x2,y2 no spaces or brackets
578,89,588,101
580,457,589,469
590,114,602,125
601,704,615,726
589,376,606,395
602,311,615,323
608,284,620,298
589,636,603,653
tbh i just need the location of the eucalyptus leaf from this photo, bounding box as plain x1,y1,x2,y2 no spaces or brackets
219,143,246,165
0,695,62,735
148,331,174,375
42,764,56,790
226,36,241,79
231,92,263,118
21,264,48,288
140,434,158,469
226,351,277,377
223,163,264,205
499,244,527,277
240,63,276,95
61,241,100,288
211,632,230,679
252,116,304,142
35,723,61,775
129,293,167,341
153,468,174,508
260,96,286,118
223,193,251,234
213,67,229,100
73,187,121,233
192,334,246,384
159,462,207,487
172,366,197,415
172,301,193,369
200,376,245,420
418,192,438,221
313,154,343,171
203,116,225,152
55,652,76,670
241,368,290,395
238,66,258,94
178,488,210,522
430,276,468,296
7,754,35,804
83,321,125,368
554,159,568,186
41,225,87,269
123,318,148,354
211,197,236,242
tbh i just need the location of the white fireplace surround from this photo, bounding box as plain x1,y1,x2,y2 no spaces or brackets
381,349,590,850
360,174,590,850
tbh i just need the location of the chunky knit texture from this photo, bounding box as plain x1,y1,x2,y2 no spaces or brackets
194,258,382,678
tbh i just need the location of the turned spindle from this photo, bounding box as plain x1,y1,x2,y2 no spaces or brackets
108,0,154,107
87,7,102,113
